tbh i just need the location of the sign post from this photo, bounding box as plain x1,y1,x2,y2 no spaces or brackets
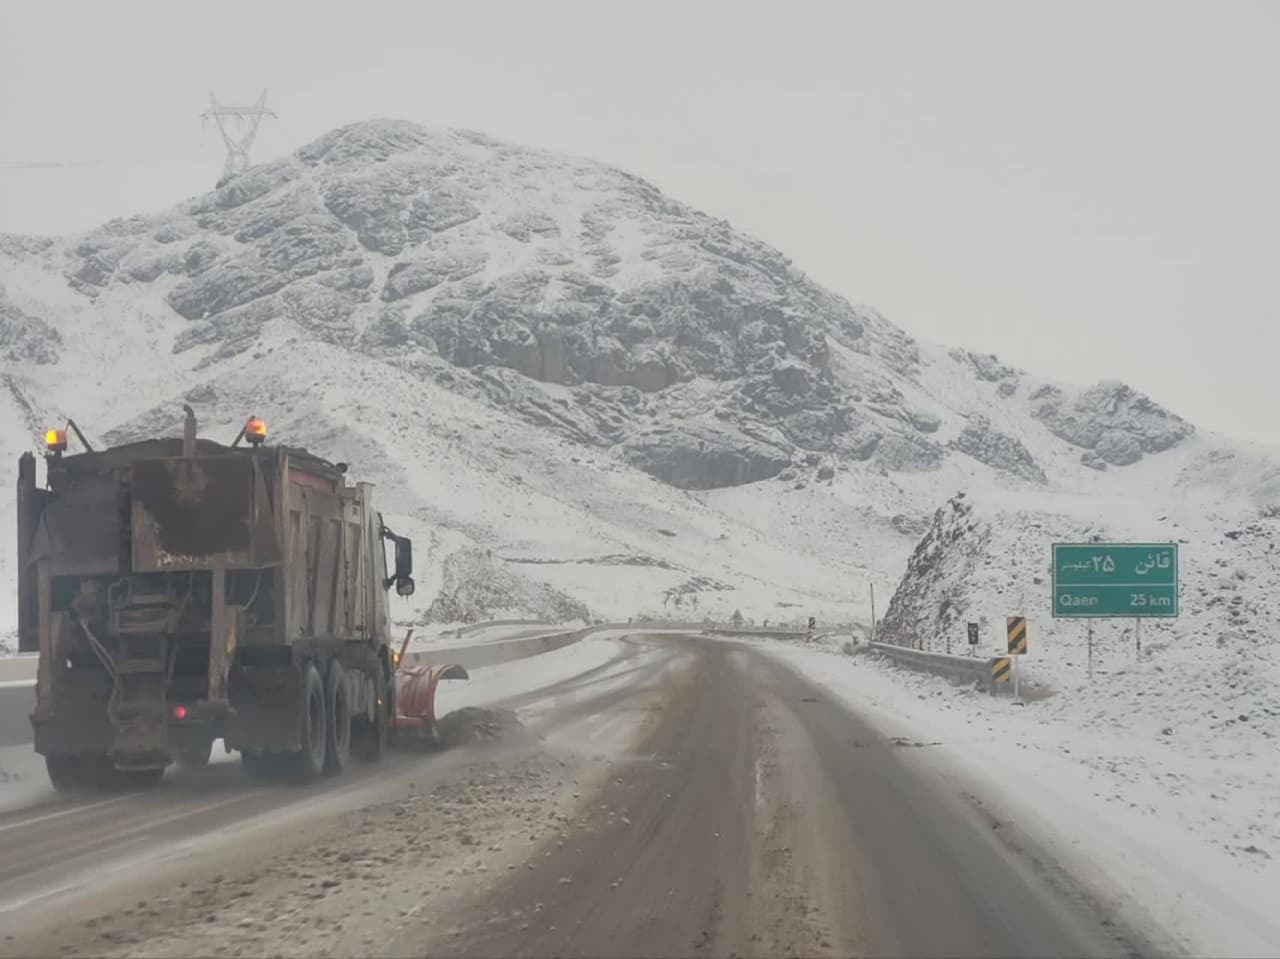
1052,543,1179,681
1006,616,1028,701
967,622,978,656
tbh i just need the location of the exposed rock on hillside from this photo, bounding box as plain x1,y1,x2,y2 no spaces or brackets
949,348,1020,385
622,425,792,489
878,495,991,646
949,415,1046,484
422,548,593,624
2,120,1197,491
0,285,60,365
1030,380,1193,466
28,121,960,490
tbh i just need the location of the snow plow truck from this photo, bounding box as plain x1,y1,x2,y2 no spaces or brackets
16,407,466,791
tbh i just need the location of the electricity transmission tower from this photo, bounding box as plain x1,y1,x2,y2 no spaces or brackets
201,90,276,182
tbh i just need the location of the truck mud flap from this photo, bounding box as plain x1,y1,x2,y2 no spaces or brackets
225,664,304,753
32,671,114,756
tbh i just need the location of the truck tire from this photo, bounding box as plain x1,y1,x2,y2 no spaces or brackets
324,662,351,775
45,754,104,793
352,664,388,762
177,738,214,770
289,661,327,784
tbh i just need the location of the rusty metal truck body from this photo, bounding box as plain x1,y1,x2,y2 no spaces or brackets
16,411,412,789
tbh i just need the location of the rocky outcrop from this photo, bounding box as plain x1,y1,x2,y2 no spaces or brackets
0,286,60,365
383,252,486,301
1030,380,1193,466
950,348,1020,384
621,426,792,489
421,548,592,624
27,120,963,489
872,433,944,472
949,415,1047,483
879,494,991,646
1,119,1198,493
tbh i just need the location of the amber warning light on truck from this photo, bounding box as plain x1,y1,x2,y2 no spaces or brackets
45,428,67,454
245,416,267,447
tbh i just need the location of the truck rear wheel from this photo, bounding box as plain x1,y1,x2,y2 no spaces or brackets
324,662,351,775
45,754,105,793
353,665,389,762
289,661,327,784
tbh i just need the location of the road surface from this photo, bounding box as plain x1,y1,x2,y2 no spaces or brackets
0,658,36,685
0,687,32,750
0,634,1154,958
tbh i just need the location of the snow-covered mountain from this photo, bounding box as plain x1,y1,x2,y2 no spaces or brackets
0,119,1271,641
3,117,1277,951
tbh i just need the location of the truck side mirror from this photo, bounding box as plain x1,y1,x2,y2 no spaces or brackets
380,525,415,597
393,536,414,596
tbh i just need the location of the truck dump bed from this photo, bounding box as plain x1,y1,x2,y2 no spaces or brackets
19,427,394,774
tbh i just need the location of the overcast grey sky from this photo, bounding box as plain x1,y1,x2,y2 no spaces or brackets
2,0,1276,444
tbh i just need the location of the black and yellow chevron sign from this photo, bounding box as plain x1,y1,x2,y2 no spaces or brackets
992,657,1012,683
1007,616,1028,655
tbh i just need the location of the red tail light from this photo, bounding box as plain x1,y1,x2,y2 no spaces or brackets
172,705,188,720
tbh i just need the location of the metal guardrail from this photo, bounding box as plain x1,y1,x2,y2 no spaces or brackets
398,619,708,671
402,627,591,670
702,625,815,641
404,619,815,670
453,619,553,638
865,642,1010,696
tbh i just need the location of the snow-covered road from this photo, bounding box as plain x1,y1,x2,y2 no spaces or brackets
741,635,1280,958
0,632,1149,959
1,628,1274,956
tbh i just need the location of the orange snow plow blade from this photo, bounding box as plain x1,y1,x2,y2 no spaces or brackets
392,662,470,745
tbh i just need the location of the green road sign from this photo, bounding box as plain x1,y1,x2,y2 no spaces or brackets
1052,543,1179,618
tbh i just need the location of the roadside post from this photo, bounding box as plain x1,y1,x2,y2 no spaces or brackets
1006,616,1028,701
1052,543,1179,681
967,622,979,657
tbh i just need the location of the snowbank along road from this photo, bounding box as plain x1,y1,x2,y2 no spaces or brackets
0,631,1159,959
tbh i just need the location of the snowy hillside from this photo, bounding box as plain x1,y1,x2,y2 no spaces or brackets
882,467,1279,703
848,433,1280,955
0,119,1269,640
880,422,1279,717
